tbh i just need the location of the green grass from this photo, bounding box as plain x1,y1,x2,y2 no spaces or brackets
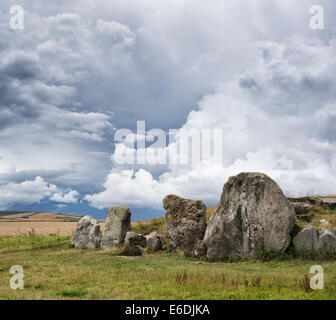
296,207,336,230
0,235,335,300
55,216,81,222
309,195,336,199
0,235,71,252
56,288,88,297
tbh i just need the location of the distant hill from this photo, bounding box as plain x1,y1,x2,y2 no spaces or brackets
0,210,34,217
0,211,86,222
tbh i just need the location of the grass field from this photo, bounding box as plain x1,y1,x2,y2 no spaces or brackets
0,200,335,300
0,213,98,236
0,235,335,300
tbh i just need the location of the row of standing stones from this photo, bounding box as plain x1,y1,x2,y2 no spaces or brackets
71,172,336,259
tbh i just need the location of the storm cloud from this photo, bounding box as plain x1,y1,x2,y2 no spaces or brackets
0,0,336,218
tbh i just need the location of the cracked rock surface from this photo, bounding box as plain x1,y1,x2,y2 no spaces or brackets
204,172,296,259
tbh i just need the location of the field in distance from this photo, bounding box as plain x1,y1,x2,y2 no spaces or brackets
0,211,165,237
0,212,104,237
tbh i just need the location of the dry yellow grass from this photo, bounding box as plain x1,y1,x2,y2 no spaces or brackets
0,207,216,237
0,222,78,236
0,222,106,236
0,212,105,236
206,206,216,222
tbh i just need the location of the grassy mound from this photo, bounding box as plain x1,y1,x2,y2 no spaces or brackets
131,217,165,235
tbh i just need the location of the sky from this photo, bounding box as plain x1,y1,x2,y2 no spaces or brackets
0,0,336,221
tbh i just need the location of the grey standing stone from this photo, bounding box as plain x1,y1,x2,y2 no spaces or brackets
101,206,131,249
204,172,296,259
163,194,206,256
71,215,101,249
292,226,319,252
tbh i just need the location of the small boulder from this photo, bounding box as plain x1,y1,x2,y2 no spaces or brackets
71,215,101,249
101,206,131,249
160,236,167,250
319,219,330,225
163,194,206,256
204,172,296,259
125,231,147,248
292,226,319,252
319,228,336,252
147,235,166,251
293,226,336,255
192,240,207,258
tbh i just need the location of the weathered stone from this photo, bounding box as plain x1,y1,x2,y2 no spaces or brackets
147,236,161,251
204,172,296,259
71,215,101,249
163,194,206,256
293,226,336,255
292,226,319,252
160,236,167,250
125,231,147,248
101,206,131,249
147,235,166,251
192,240,207,258
319,228,336,252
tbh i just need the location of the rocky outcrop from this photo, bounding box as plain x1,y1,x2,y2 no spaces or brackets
293,226,336,255
163,195,206,257
125,231,147,248
289,200,315,221
289,197,336,220
318,198,336,210
71,216,101,249
204,172,296,259
101,206,131,249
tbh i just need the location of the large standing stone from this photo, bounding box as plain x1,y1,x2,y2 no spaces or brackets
101,206,131,249
163,194,206,256
204,172,296,259
293,226,336,255
71,215,101,249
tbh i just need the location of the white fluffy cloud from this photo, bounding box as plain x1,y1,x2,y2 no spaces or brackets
85,37,336,208
50,190,79,203
84,169,174,209
0,176,79,208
